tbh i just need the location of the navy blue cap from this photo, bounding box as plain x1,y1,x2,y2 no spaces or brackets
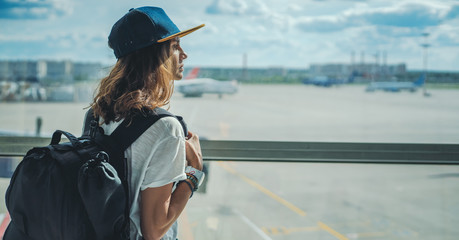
109,7,204,58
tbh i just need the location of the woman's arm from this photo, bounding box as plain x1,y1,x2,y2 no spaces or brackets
140,131,203,240
140,180,193,240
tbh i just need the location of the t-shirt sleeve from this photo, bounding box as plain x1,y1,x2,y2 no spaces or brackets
140,121,187,190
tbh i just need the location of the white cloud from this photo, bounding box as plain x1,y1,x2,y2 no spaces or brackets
206,0,248,15
296,15,350,32
29,7,49,15
0,0,73,19
0,33,45,42
287,3,302,12
295,1,457,33
1,0,458,71
184,0,459,70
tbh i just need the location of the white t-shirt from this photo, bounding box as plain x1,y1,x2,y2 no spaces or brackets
100,116,187,240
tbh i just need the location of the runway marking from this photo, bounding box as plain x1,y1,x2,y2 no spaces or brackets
233,209,273,240
263,225,321,235
218,162,352,240
218,162,307,217
263,224,386,239
318,221,350,240
347,231,386,238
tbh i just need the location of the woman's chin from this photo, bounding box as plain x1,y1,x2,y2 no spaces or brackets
173,74,183,80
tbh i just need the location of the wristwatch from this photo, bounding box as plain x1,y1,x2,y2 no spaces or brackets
185,166,205,189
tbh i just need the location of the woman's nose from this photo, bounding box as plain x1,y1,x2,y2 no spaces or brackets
181,50,188,60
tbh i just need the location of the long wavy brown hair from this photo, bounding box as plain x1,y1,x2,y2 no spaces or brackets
91,41,174,124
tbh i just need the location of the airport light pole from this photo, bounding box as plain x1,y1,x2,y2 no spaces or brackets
421,33,430,97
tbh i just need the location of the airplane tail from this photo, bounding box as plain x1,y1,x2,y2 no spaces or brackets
185,67,200,79
414,73,426,86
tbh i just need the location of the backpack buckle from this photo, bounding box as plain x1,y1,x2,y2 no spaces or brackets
95,151,109,162
89,119,98,139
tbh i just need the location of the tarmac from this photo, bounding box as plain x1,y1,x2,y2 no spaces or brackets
1,84,459,239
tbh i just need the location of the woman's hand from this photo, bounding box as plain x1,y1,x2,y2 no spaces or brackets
185,131,203,170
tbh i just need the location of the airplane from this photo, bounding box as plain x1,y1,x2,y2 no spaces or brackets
302,71,357,87
0,81,20,101
365,73,425,92
0,81,74,102
174,67,238,98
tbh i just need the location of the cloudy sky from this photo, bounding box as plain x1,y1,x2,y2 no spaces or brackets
0,0,458,71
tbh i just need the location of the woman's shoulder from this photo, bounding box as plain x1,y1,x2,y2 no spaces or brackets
156,116,185,137
140,116,185,140
130,116,185,152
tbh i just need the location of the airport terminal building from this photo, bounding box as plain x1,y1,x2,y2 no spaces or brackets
0,60,104,83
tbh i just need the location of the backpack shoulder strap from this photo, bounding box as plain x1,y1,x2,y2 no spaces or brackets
110,108,188,152
82,108,95,137
82,108,187,149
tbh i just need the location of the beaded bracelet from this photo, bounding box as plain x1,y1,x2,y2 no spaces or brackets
186,174,198,190
186,172,198,182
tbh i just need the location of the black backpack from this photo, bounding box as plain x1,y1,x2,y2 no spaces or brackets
4,108,187,240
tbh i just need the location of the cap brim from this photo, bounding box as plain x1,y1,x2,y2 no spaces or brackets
157,24,205,43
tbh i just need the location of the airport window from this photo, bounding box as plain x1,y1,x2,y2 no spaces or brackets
0,1,457,143
1,0,458,239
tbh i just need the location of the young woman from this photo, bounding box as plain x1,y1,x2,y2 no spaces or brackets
90,6,205,240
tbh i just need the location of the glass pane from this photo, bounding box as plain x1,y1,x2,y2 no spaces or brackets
1,160,457,239
0,2,458,239
0,1,458,143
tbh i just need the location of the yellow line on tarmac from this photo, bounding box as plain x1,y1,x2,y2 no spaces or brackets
263,225,321,235
286,226,321,234
262,227,270,235
280,226,289,235
218,162,307,217
219,162,350,240
318,221,349,240
270,227,279,235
